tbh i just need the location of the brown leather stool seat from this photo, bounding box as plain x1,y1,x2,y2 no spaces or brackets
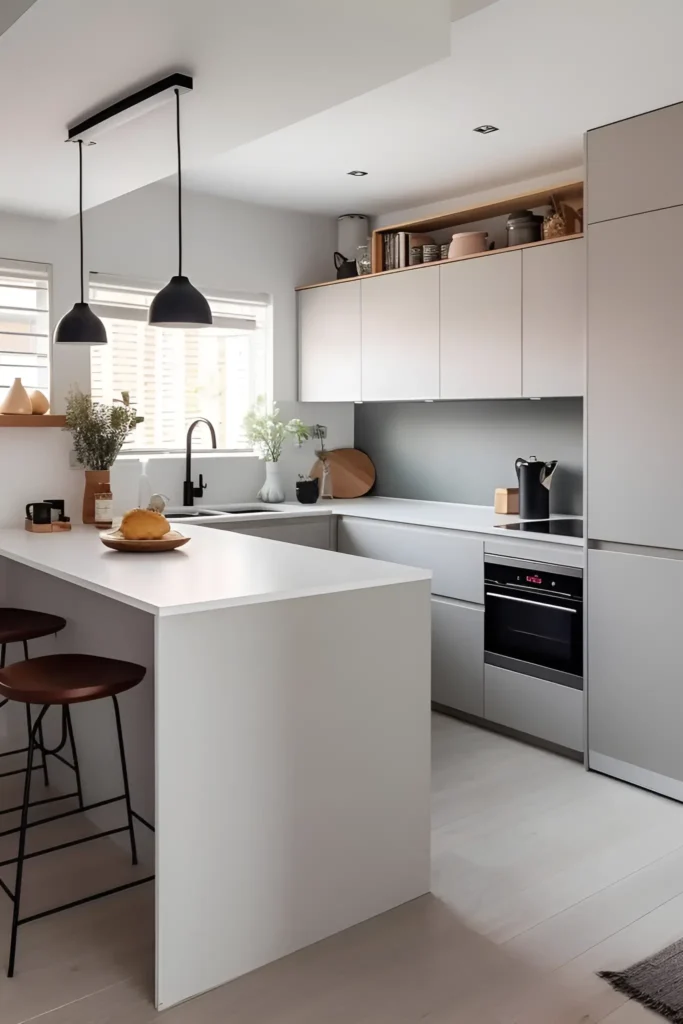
0,609,66,646
0,654,145,705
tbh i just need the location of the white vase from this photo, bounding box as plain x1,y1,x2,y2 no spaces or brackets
1,378,31,415
258,461,285,503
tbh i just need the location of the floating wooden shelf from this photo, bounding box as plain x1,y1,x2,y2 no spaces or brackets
0,414,66,427
296,232,584,292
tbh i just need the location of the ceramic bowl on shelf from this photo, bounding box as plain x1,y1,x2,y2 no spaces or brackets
448,231,488,259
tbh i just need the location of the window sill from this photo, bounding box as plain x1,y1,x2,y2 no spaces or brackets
116,450,259,462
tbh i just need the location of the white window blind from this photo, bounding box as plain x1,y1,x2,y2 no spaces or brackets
0,259,50,403
89,276,268,452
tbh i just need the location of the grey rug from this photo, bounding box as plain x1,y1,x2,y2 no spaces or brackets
600,938,683,1022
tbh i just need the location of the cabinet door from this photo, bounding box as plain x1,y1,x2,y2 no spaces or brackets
431,597,483,717
485,664,583,753
587,102,683,224
361,267,439,400
337,517,483,603
588,549,683,794
440,251,522,399
298,281,361,401
522,239,584,397
587,208,683,548
210,519,331,549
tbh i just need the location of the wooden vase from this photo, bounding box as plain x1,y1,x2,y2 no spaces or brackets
1,378,31,415
83,469,110,525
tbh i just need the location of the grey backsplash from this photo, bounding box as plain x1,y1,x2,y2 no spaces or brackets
354,398,583,515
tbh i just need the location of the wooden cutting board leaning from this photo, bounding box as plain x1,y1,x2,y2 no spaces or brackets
309,448,376,499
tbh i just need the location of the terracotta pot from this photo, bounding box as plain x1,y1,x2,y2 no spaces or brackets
83,469,111,525
448,231,488,259
1,378,31,415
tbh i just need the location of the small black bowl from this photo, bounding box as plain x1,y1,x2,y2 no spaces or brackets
296,479,319,504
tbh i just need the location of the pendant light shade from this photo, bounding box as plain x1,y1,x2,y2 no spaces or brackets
54,140,107,345
149,89,211,329
148,275,211,328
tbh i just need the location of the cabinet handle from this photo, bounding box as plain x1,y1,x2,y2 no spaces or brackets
486,592,577,614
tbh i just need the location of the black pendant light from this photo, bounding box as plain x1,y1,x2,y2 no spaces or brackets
54,140,107,345
149,88,211,328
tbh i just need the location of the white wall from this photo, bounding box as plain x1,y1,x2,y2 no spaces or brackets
0,184,354,521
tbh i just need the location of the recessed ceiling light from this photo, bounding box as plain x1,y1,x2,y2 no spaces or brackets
347,169,368,176
473,125,499,134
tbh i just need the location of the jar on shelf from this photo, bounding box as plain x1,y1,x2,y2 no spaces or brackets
94,491,113,529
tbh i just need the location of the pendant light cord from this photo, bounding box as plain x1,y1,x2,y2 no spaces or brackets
175,88,182,277
78,139,84,304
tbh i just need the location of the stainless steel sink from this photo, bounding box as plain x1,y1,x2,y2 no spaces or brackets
165,509,226,520
166,506,285,520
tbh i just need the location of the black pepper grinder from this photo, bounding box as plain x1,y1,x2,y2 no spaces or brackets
515,456,558,520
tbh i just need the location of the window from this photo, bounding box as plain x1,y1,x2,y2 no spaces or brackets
0,259,50,404
89,276,268,451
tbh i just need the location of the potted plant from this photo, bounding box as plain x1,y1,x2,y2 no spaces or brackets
243,398,309,503
296,474,319,505
65,388,142,524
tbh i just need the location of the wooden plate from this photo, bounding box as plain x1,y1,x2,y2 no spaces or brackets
310,448,376,498
100,529,190,553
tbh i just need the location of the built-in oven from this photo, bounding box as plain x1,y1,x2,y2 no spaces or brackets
484,555,583,689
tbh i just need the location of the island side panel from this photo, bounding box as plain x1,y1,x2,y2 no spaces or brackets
154,578,431,1010
0,557,156,860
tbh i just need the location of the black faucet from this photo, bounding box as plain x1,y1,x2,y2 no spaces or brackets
183,418,217,506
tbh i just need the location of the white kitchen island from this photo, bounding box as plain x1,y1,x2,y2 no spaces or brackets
0,525,431,1010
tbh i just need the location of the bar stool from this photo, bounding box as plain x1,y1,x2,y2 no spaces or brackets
0,652,153,976
0,609,68,791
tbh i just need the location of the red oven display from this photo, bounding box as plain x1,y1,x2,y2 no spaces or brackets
526,574,543,585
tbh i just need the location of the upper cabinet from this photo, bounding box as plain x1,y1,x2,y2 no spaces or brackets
522,238,585,398
587,102,683,224
440,250,522,399
297,237,584,403
361,266,439,401
298,280,361,402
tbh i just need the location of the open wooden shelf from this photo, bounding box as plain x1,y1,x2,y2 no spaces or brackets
0,414,66,427
296,232,583,292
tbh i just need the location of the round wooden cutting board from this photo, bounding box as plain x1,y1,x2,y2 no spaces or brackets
310,448,376,499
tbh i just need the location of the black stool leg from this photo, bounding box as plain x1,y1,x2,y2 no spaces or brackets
65,707,84,810
0,644,5,669
8,704,48,977
23,641,49,789
112,695,137,866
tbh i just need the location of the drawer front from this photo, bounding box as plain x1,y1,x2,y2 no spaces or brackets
337,517,483,603
484,663,583,753
431,597,484,717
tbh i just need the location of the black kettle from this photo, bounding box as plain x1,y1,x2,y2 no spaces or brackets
515,456,558,520
334,251,358,280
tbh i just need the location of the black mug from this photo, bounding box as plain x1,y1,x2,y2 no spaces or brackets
26,502,52,525
43,499,65,522
296,479,319,505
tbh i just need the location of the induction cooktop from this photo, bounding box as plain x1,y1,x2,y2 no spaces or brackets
495,517,584,538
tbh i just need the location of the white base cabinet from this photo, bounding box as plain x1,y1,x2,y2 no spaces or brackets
588,548,683,790
207,517,332,549
431,597,483,717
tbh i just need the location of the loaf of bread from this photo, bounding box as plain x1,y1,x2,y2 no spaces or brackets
120,508,171,541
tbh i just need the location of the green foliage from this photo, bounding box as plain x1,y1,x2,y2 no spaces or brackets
243,397,310,462
65,389,143,471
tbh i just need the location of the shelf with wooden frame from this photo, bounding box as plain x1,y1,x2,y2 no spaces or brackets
0,415,66,427
295,231,583,292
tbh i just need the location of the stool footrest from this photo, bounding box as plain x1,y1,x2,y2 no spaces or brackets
0,790,79,819
18,874,154,928
0,825,131,869
0,795,122,839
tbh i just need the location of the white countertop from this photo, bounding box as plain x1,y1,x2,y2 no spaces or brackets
0,525,429,617
198,497,583,547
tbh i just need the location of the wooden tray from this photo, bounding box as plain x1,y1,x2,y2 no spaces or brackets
100,529,190,553
310,448,376,498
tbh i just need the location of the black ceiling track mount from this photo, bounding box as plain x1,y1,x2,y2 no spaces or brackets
67,73,193,143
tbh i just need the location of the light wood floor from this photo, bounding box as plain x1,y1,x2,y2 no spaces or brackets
2,714,683,1022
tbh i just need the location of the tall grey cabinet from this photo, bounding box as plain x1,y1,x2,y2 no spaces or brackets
586,101,683,801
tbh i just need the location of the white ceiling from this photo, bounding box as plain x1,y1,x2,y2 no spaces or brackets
0,0,450,217
184,0,683,216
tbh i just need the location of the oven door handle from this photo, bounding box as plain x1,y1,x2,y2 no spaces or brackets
486,592,577,614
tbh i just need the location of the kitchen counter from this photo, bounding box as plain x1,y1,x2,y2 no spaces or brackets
0,524,429,616
0,522,431,1009
184,497,584,547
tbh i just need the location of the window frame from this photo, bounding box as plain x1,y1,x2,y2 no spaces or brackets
88,273,270,456
0,256,51,404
